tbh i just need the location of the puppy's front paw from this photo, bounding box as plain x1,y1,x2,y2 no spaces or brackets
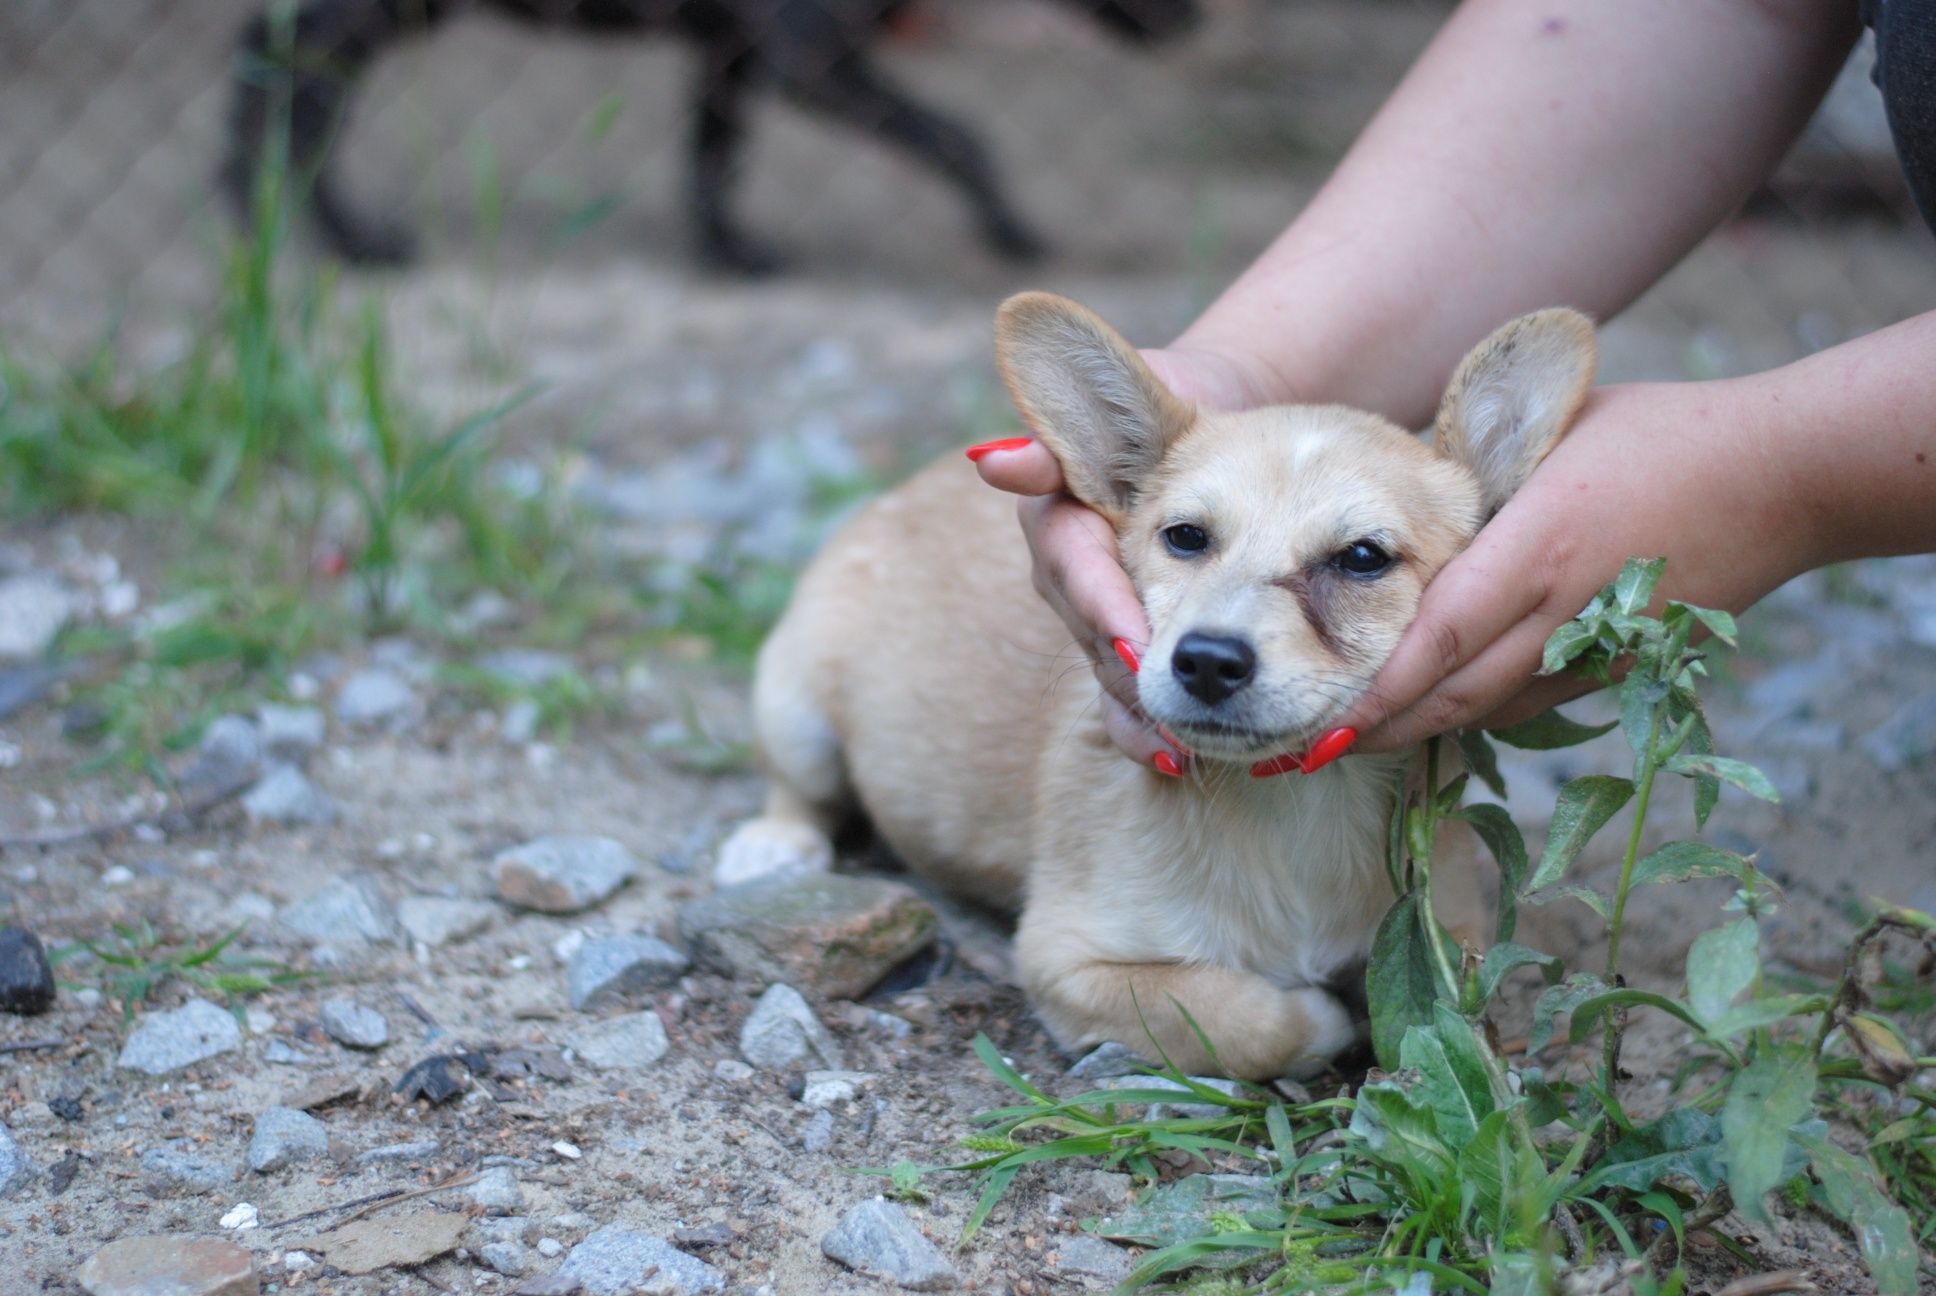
714,817,833,888
1275,987,1361,1081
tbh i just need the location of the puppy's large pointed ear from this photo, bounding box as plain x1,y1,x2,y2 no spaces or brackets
1436,308,1597,511
994,292,1194,522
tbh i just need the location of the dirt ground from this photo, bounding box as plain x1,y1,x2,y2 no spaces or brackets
3,1,1936,1292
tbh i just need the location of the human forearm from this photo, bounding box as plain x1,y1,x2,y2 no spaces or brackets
1174,0,1858,424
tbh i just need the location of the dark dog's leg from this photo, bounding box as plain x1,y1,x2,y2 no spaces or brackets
689,42,786,275
224,0,457,265
771,45,1047,262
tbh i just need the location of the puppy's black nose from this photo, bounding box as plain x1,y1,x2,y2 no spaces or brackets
1171,632,1256,705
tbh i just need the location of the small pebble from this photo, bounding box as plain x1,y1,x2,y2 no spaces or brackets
320,998,389,1050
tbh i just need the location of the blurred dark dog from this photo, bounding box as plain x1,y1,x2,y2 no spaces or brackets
222,0,1199,273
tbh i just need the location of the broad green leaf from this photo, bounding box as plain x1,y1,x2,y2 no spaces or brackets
1702,994,1830,1041
1611,556,1667,614
1529,973,1608,1054
1477,942,1562,1005
1579,1108,1725,1194
1618,672,1668,764
1664,754,1780,804
1349,1082,1457,1185
1569,989,1707,1044
1527,775,1634,892
1457,1108,1517,1230
1488,709,1618,751
1631,841,1754,889
1455,728,1507,800
1398,1005,1499,1148
1721,1042,1816,1222
1672,600,1739,646
1676,701,1720,828
1794,1128,1919,1296
1525,883,1608,918
1456,803,1528,942
1367,892,1445,1070
1539,621,1600,676
1685,917,1759,1025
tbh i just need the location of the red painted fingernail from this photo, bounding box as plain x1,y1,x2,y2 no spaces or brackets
1112,638,1141,673
1298,727,1358,774
1250,753,1302,779
965,436,1032,463
1153,751,1182,778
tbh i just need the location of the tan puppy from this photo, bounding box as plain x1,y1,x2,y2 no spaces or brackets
719,293,1597,1079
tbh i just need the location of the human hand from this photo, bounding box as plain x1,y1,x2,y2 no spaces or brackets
1334,379,1819,751
968,345,1286,771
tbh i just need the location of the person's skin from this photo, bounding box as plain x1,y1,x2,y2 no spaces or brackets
975,0,1936,769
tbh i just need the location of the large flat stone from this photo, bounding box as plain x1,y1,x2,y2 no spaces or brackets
678,873,936,999
77,1236,257,1296
494,836,640,914
556,1225,726,1295
821,1198,958,1290
117,1000,243,1075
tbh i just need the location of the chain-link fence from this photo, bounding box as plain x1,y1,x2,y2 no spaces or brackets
1,1,1930,371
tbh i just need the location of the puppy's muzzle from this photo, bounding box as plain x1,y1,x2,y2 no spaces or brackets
1171,632,1257,706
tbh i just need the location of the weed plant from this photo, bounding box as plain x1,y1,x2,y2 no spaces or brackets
906,558,1933,1294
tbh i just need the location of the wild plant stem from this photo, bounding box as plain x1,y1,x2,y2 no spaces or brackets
1602,705,1664,1091
1417,738,1462,1006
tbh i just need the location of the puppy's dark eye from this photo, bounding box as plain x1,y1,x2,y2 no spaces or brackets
1163,524,1209,556
1334,540,1392,576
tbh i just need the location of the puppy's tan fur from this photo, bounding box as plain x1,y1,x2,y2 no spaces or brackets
721,294,1596,1079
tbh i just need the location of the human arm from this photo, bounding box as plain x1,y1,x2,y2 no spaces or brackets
1335,309,1936,750
972,0,1860,763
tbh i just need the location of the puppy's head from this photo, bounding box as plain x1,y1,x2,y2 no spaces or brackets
995,292,1595,762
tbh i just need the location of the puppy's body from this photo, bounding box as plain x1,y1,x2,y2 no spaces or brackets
730,295,1597,1078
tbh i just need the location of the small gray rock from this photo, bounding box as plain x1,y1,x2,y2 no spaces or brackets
495,836,641,913
396,896,497,947
180,715,262,791
320,999,389,1050
567,1012,671,1072
248,1106,329,1173
278,875,398,945
258,703,327,760
478,648,573,688
335,668,417,727
243,764,339,827
738,984,843,1071
567,935,691,1011
478,1240,529,1276
468,1165,525,1216
139,1141,236,1194
800,1070,873,1110
262,1039,315,1066
678,872,936,1000
0,1120,36,1198
556,1225,727,1295
821,1198,958,1291
1048,1234,1133,1286
1068,1042,1151,1080
355,1139,441,1167
0,573,73,661
801,1109,835,1154
117,999,242,1075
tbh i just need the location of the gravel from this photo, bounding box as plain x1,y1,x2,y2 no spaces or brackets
566,934,691,1011
0,573,74,660
320,998,390,1049
738,983,844,1071
494,835,641,913
116,998,243,1074
278,874,399,945
566,1011,671,1072
139,1141,237,1194
0,1120,37,1197
467,1165,525,1215
395,896,497,947
354,1139,442,1167
242,763,340,826
179,715,262,791
248,1106,330,1173
335,668,419,728
257,703,327,759
800,1070,873,1109
821,1197,959,1290
555,1225,728,1295
0,925,56,1015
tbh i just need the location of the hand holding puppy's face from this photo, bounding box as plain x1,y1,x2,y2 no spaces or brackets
995,294,1597,763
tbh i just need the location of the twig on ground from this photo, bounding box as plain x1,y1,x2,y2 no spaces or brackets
265,1171,478,1231
0,1037,66,1055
